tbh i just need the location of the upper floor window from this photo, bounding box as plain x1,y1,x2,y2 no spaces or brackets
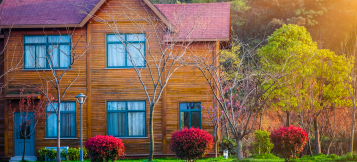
24,35,71,69
106,34,146,68
179,102,201,129
107,101,146,137
46,102,76,138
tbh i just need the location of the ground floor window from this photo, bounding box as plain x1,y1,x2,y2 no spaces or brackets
179,102,201,129
46,102,76,138
107,101,146,137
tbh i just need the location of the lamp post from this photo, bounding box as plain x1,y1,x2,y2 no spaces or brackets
75,93,87,161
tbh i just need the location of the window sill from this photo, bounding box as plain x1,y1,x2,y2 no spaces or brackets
115,137,148,139
44,138,78,140
105,67,147,70
22,69,73,71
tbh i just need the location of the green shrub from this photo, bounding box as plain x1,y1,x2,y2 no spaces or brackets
66,147,88,160
252,130,274,154
48,149,57,160
248,154,280,159
338,152,357,161
38,148,49,161
60,149,68,161
327,154,338,159
219,138,236,155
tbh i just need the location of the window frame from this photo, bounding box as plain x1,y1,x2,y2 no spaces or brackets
106,100,147,138
23,35,72,70
46,101,76,138
106,34,146,68
179,102,202,129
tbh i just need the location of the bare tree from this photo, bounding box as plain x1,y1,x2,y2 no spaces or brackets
9,89,52,161
6,29,89,162
191,36,284,159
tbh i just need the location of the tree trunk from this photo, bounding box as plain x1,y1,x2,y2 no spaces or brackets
57,97,61,162
148,105,155,161
286,111,290,127
214,130,217,158
236,138,243,160
326,140,333,155
214,140,218,158
22,130,27,161
307,139,313,157
351,100,356,153
259,113,262,130
314,117,321,154
226,125,229,140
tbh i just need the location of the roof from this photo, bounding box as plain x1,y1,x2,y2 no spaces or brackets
0,0,230,41
155,2,230,41
0,0,103,28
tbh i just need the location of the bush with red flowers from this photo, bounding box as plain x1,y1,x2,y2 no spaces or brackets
270,125,308,161
170,127,213,162
85,135,125,162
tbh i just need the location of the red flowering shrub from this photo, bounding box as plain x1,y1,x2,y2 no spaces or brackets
270,125,308,161
170,127,213,161
85,135,125,162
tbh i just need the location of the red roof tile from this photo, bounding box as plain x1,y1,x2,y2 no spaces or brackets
154,2,230,41
0,0,100,26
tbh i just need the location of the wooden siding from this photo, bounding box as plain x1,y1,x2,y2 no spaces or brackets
1,0,219,157
0,38,5,158
3,28,88,157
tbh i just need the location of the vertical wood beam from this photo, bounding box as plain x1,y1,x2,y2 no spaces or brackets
86,23,92,139
161,58,167,154
4,30,8,157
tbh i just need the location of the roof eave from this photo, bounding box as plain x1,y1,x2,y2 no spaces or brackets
163,38,229,43
0,24,81,29
79,0,107,27
143,0,176,32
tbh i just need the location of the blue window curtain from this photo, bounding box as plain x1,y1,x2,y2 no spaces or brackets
46,102,76,138
179,103,201,129
106,34,146,68
107,101,146,137
24,35,71,69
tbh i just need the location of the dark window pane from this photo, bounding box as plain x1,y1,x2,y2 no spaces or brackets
108,112,126,137
61,113,76,137
180,112,190,129
187,103,201,109
20,122,30,139
180,103,201,110
191,112,200,128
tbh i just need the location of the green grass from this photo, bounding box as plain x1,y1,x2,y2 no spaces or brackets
35,153,357,162
36,156,236,162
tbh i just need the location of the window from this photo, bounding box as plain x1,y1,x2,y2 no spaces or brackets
46,102,76,138
179,102,201,129
107,101,146,137
106,34,146,68
24,35,71,69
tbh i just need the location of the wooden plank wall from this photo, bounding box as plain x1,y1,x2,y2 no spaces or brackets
89,0,165,154
0,38,5,158
4,28,88,157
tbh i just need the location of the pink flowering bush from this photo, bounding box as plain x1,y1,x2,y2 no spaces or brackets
85,135,125,162
270,125,308,161
170,127,213,161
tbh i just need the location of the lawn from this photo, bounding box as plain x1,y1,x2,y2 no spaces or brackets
36,156,235,162
35,153,357,162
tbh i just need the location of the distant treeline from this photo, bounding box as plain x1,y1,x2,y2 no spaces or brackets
151,0,357,53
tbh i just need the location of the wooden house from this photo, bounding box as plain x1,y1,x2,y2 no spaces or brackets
0,0,230,160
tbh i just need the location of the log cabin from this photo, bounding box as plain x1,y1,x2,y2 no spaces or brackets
0,0,230,160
